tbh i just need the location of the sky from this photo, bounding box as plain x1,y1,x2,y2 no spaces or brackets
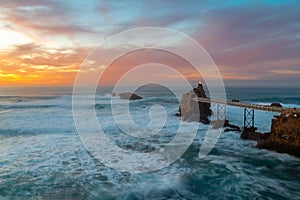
0,0,299,86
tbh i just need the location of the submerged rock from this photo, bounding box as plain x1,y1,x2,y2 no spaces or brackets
178,82,211,123
119,93,143,100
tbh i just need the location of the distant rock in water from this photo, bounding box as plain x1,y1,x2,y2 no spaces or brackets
112,92,117,97
271,102,282,107
178,82,211,123
119,93,143,100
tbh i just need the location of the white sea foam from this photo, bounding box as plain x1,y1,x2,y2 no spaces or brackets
0,92,299,199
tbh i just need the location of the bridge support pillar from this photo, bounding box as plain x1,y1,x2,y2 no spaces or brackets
242,108,257,139
217,104,226,121
244,108,254,128
212,103,226,128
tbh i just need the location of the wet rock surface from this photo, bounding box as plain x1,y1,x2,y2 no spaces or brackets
257,109,300,157
222,120,241,132
178,83,211,123
241,109,300,157
241,128,266,141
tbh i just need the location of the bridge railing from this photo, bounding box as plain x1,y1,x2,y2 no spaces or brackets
196,97,284,113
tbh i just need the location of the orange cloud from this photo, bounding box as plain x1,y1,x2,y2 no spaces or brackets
0,44,90,85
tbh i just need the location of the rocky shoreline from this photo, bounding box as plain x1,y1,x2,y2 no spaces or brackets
178,83,300,157
242,109,300,157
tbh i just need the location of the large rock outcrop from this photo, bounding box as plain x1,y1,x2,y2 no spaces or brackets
257,109,300,157
241,108,300,157
178,83,211,123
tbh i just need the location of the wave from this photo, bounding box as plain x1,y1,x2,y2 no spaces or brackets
94,97,179,110
0,129,40,138
0,127,76,138
1,89,300,199
95,103,109,110
0,104,59,110
0,95,61,103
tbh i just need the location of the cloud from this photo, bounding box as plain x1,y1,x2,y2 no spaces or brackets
0,0,52,9
270,69,300,75
0,42,91,85
0,0,299,86
14,43,41,53
187,1,300,84
2,9,94,35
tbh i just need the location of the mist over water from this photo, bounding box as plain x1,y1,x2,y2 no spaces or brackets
0,86,299,199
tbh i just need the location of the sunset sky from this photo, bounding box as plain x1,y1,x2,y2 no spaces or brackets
0,0,299,86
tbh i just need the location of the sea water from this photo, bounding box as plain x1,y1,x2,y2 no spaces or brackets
0,86,299,199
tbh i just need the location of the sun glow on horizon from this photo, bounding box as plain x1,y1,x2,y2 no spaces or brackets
0,0,299,86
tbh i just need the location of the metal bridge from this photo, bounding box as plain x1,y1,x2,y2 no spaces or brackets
197,97,284,131
197,97,284,113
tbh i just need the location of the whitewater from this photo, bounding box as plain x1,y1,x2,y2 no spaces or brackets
0,86,299,199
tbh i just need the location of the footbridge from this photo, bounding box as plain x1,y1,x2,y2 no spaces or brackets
197,97,284,131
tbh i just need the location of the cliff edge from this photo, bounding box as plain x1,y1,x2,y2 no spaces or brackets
257,109,300,157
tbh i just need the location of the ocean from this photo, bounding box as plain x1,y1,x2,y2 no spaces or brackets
0,86,299,199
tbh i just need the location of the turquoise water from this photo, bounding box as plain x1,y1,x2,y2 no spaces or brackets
0,86,299,199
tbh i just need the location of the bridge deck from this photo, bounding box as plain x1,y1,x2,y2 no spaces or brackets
197,97,284,113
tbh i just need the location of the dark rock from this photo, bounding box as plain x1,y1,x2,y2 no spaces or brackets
200,118,210,124
212,119,241,132
119,93,143,100
240,127,263,141
175,112,181,117
271,102,282,107
224,120,241,131
239,109,300,157
231,99,240,102
213,119,241,131
112,92,117,97
178,82,211,123
256,109,300,157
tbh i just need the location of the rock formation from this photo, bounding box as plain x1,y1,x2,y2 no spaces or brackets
222,120,241,132
257,109,300,157
178,83,300,157
178,82,211,123
119,93,143,100
241,108,300,157
270,102,282,107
